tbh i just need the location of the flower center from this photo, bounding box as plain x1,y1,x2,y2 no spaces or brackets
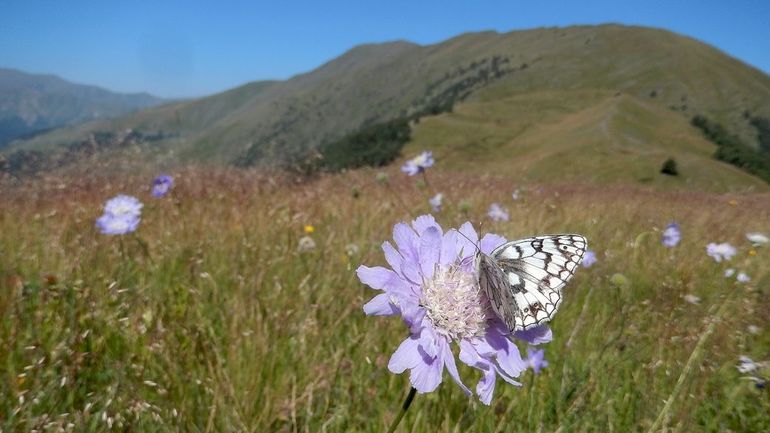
422,264,487,340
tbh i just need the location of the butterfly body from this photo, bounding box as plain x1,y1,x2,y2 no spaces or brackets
476,235,587,331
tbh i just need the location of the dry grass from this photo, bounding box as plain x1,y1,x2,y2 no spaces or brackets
1,166,769,432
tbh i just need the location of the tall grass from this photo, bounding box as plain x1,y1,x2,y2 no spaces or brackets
1,167,768,432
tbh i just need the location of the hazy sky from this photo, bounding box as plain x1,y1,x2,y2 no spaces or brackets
2,0,768,98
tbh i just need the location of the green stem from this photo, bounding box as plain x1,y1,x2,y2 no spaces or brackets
386,387,417,433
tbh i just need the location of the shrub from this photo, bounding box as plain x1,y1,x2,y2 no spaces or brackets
660,158,678,176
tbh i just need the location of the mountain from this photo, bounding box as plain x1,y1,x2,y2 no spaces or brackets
0,68,165,147
4,25,770,191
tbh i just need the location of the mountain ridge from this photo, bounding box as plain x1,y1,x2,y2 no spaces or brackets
4,24,770,191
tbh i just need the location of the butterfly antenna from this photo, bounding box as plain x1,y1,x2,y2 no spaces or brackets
454,222,483,254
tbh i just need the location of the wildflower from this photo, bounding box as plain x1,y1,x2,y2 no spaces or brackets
96,213,140,235
151,174,174,197
661,223,681,248
706,242,737,262
297,236,316,252
304,225,315,234
487,203,509,222
581,250,597,268
737,356,759,374
96,195,142,235
345,243,360,257
747,325,761,335
746,232,769,246
724,268,735,278
401,151,434,176
526,347,548,374
103,194,143,219
429,193,443,212
683,294,701,305
736,272,750,283
511,189,521,201
359,215,551,405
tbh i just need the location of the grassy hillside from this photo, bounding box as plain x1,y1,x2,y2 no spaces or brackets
406,90,769,192
0,68,165,147
5,25,770,188
1,166,768,431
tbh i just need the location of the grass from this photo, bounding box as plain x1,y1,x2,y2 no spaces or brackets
1,166,769,432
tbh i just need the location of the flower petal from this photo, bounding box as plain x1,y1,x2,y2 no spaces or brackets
476,367,497,405
442,340,471,395
412,215,440,236
457,222,479,258
382,241,403,273
440,230,459,265
480,233,507,255
356,266,396,291
363,293,399,316
393,223,418,260
513,325,553,345
419,226,442,279
409,348,444,393
388,336,422,374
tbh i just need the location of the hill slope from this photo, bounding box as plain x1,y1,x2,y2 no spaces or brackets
0,68,165,147
4,25,770,191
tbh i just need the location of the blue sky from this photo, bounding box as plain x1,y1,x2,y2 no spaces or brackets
1,1,768,98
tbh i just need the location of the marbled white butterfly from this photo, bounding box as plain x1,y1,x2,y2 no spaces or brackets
475,235,587,331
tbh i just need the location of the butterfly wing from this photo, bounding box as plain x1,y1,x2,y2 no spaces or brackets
476,252,525,330
486,234,587,331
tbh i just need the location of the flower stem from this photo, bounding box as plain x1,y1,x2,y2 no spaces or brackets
386,387,417,433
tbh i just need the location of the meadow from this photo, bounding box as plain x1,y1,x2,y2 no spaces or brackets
1,165,768,432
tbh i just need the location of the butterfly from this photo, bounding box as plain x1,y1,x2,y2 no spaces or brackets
475,234,587,331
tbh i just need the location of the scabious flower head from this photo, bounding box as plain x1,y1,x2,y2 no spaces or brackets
581,250,597,268
96,194,142,235
736,272,751,283
737,356,759,374
487,203,509,222
661,223,681,248
297,236,316,252
511,189,521,201
359,215,552,405
746,232,769,246
151,174,174,197
526,347,548,374
429,193,443,212
103,194,143,218
96,213,140,235
706,242,737,262
724,268,735,278
401,151,434,176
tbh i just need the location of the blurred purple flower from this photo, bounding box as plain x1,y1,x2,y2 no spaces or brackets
103,194,143,218
358,215,552,405
736,272,751,283
401,151,434,176
487,203,509,222
581,250,597,268
706,242,737,262
526,347,549,374
661,223,681,248
152,174,174,197
429,193,443,212
96,213,140,235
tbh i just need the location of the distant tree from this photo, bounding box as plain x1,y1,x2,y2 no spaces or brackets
660,158,679,176
749,116,770,153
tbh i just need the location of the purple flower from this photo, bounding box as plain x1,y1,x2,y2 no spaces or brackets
526,347,549,374
487,203,509,222
103,194,143,218
401,151,434,176
151,174,174,197
662,223,681,248
581,250,597,268
358,215,552,405
96,213,140,235
736,272,751,283
706,242,737,262
96,194,142,235
429,193,443,212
